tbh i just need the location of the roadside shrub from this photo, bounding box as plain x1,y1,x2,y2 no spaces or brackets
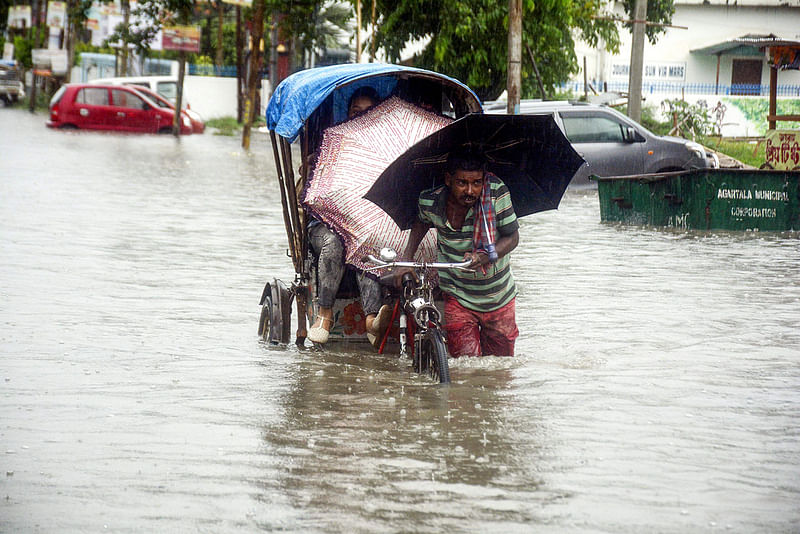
660,98,714,139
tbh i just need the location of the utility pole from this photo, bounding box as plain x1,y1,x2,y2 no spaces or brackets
242,0,265,149
355,0,362,63
627,0,647,122
121,0,129,76
172,50,186,136
370,0,377,62
507,0,521,115
216,1,224,70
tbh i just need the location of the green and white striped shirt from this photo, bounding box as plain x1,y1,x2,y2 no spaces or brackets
418,175,519,312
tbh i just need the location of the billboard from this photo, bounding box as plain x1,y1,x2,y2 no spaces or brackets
8,5,32,29
47,1,67,29
162,26,201,53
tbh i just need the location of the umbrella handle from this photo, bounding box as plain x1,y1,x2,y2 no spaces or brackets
481,209,498,263
485,243,498,263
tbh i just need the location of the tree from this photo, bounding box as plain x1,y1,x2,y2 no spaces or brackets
620,0,674,44
371,0,627,101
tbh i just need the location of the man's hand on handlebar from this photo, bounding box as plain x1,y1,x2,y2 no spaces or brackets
464,251,489,270
393,267,418,289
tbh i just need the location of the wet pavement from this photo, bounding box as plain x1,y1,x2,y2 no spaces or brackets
1,109,799,533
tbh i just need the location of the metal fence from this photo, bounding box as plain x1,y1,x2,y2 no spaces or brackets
561,80,800,97
188,64,239,77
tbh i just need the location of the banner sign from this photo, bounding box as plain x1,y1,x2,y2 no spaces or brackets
31,48,69,75
162,26,201,52
765,130,800,170
47,1,67,28
222,0,252,5
8,5,32,29
85,3,101,31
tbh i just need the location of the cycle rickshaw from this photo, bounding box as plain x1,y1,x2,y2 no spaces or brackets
259,63,483,382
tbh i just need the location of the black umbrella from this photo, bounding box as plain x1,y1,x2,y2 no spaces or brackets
363,113,585,230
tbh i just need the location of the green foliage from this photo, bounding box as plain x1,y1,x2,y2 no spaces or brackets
724,97,800,136
202,20,239,67
108,0,195,57
639,104,671,135
195,54,214,66
13,35,33,68
620,0,675,44
206,116,241,136
373,0,625,101
660,98,714,138
206,115,265,136
698,136,764,168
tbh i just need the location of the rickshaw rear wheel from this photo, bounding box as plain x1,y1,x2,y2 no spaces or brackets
259,279,293,344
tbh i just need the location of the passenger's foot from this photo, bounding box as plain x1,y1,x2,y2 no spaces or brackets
308,316,334,344
366,304,392,348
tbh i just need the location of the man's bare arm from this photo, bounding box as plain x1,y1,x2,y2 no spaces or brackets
401,218,431,261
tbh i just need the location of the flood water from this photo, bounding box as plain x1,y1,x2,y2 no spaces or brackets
1,109,799,533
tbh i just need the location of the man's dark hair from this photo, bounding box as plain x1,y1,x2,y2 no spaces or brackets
446,146,486,174
348,86,379,109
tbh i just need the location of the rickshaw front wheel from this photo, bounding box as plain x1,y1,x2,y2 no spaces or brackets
415,327,451,384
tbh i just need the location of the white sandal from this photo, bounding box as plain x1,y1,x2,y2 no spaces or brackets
308,317,334,344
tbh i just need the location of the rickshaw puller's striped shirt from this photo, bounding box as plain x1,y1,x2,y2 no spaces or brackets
418,173,518,313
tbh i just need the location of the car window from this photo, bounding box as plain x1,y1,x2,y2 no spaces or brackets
50,85,67,106
112,89,147,110
561,114,625,143
156,81,177,103
76,87,109,106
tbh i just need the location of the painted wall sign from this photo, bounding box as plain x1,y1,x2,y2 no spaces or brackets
765,130,800,170
611,61,687,82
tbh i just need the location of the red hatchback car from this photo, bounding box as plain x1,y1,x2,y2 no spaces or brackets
47,83,193,135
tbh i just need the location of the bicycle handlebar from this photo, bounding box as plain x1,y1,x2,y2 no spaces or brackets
363,254,473,271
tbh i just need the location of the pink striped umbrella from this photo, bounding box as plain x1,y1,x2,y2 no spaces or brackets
304,96,453,271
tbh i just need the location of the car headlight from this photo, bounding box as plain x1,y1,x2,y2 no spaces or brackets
684,140,705,160
182,116,191,128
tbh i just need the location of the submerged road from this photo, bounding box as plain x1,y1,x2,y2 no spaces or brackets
1,109,799,533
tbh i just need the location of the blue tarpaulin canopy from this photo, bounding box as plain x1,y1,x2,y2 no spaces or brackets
266,63,481,142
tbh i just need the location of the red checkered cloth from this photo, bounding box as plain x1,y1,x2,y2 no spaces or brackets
472,172,498,266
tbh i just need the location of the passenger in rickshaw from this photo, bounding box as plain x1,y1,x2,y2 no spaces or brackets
306,86,393,346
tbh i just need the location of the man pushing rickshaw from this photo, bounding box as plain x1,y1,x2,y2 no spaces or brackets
260,63,583,382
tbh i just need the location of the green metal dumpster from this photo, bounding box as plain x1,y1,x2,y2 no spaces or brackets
592,169,800,231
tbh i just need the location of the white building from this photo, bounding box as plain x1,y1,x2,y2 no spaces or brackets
572,0,800,135
578,0,800,91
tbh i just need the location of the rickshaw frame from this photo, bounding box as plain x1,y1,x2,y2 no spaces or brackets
261,63,482,346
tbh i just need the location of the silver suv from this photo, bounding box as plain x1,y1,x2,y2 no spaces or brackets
485,100,718,186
